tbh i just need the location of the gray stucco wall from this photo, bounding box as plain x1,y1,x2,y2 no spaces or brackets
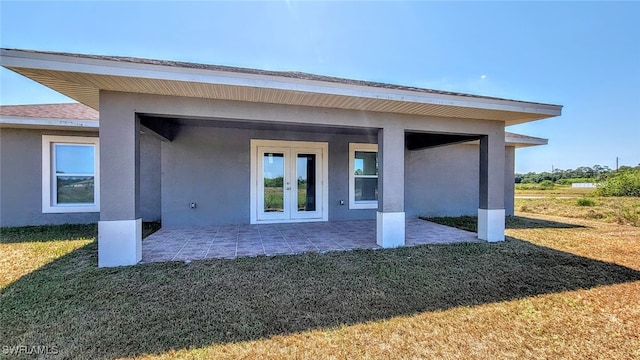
405,143,516,218
0,128,100,226
161,124,516,227
140,132,161,221
0,128,161,227
505,146,515,216
160,124,377,227
405,144,480,217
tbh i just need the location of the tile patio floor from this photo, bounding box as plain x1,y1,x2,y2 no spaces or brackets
141,218,480,263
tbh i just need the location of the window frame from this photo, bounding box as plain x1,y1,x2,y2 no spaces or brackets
348,143,379,209
42,135,100,213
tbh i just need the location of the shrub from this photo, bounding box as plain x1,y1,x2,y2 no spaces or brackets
539,180,555,189
596,169,640,197
576,198,596,206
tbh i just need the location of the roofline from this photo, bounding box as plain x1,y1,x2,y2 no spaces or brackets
0,115,98,131
0,48,563,119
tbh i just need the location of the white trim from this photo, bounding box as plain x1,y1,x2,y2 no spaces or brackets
0,49,563,118
349,143,378,209
42,135,100,213
478,208,505,242
376,211,405,248
98,219,142,267
250,139,329,224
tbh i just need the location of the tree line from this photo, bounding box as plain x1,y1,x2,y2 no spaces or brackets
515,164,640,184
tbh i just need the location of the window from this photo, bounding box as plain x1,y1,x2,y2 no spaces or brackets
42,136,99,213
349,143,378,209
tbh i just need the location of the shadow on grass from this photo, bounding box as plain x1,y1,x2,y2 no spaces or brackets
506,216,587,229
2,234,640,359
0,224,98,244
424,215,585,232
0,222,161,244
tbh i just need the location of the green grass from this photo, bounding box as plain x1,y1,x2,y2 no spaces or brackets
263,188,314,212
576,197,597,207
0,222,160,244
2,220,640,359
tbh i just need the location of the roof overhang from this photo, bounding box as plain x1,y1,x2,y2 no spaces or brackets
505,132,548,148
0,49,562,126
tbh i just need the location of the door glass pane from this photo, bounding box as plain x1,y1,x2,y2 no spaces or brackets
354,151,377,175
355,178,378,201
297,154,316,211
55,144,94,174
57,176,95,203
263,153,285,212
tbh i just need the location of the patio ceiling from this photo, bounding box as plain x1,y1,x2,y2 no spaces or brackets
1,49,562,126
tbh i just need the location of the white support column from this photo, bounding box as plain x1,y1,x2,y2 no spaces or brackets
478,209,505,242
377,126,405,248
478,129,506,242
98,219,142,267
98,91,142,267
377,211,405,248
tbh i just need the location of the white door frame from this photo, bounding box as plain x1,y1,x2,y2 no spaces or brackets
250,139,329,224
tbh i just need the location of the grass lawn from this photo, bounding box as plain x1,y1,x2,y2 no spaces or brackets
2,214,640,359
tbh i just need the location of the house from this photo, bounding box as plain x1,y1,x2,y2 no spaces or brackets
0,49,561,267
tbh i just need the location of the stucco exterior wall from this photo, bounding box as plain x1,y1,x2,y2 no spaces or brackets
405,143,516,218
0,128,160,227
160,124,516,227
140,132,161,221
160,124,377,227
505,146,515,216
0,128,100,226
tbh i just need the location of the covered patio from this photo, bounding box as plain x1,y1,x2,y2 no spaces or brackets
141,218,479,263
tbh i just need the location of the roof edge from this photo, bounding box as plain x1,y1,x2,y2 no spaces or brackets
0,48,563,116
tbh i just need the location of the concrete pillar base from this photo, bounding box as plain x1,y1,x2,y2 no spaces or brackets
478,209,505,242
376,211,405,248
98,218,142,267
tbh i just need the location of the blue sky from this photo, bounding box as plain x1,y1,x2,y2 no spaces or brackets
1,1,638,173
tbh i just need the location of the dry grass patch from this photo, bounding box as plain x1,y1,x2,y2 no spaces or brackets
0,224,96,288
516,196,640,227
515,185,594,197
0,223,160,289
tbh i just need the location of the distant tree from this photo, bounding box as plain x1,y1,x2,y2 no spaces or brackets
596,169,640,197
515,164,616,184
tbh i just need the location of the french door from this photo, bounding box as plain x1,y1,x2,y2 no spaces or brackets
251,140,327,223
